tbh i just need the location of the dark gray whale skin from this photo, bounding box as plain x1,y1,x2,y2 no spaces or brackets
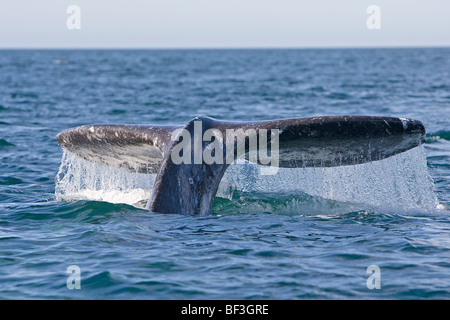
56,115,425,215
148,117,230,215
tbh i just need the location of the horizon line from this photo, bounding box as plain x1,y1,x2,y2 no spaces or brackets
0,44,449,50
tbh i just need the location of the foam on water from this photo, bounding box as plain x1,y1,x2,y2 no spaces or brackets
56,145,440,213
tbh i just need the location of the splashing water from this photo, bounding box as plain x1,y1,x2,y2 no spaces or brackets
55,151,155,208
219,145,440,213
56,146,440,213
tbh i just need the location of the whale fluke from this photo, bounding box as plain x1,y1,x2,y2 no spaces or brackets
56,124,177,174
56,116,425,215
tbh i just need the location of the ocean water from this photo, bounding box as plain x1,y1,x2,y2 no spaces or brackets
0,48,449,299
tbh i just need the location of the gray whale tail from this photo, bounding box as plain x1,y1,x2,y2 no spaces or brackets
56,116,425,215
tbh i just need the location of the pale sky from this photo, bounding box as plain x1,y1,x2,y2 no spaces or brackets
0,0,449,48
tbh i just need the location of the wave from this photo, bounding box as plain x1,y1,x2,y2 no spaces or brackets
0,176,24,185
0,139,15,148
426,131,450,143
213,191,377,216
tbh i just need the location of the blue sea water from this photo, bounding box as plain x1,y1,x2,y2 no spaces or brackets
0,48,449,299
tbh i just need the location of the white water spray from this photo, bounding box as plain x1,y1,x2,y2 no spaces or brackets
55,151,155,208
219,145,439,212
56,146,439,212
